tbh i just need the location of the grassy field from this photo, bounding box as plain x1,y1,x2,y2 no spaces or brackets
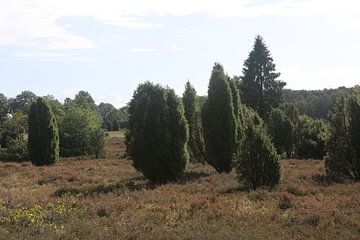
0,137,359,239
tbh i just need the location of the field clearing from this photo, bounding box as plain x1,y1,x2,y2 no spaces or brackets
0,137,359,239
106,130,126,139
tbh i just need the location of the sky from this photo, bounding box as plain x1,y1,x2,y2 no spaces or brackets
1,0,360,107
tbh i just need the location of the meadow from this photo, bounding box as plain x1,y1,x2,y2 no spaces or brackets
0,136,359,240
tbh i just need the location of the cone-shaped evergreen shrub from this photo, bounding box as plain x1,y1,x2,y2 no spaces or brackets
234,108,281,190
28,97,59,166
202,63,237,173
182,81,205,163
267,108,294,156
126,82,189,183
325,96,360,179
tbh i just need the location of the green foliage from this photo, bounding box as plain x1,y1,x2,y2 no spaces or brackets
89,128,106,159
325,96,360,179
295,115,328,159
74,91,97,111
283,86,355,119
59,106,102,157
126,82,189,183
9,91,37,114
182,81,205,163
0,93,8,119
28,98,59,166
43,95,66,127
0,112,27,148
202,63,237,173
234,108,281,190
267,108,294,157
0,138,28,162
240,35,286,118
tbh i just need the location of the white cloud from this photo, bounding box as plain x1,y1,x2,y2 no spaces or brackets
1,0,360,52
13,52,93,61
130,48,166,52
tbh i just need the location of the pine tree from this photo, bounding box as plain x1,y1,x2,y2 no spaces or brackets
234,108,281,190
202,63,237,173
182,81,205,163
126,82,189,183
241,35,286,118
28,97,59,166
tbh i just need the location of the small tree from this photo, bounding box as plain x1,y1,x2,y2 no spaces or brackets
28,98,59,166
60,106,102,157
295,115,328,159
89,128,106,159
267,108,294,157
202,63,237,173
126,82,189,183
182,81,205,163
325,96,360,179
234,108,281,190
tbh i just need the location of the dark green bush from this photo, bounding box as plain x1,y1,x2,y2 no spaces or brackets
234,108,281,190
325,96,360,179
295,115,328,159
28,97,59,166
202,63,237,173
126,82,189,183
182,81,205,163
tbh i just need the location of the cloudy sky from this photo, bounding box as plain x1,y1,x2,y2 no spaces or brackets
1,0,360,107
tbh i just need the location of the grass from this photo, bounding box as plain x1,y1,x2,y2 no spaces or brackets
0,138,359,239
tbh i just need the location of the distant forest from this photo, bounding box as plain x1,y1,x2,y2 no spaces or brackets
283,87,357,120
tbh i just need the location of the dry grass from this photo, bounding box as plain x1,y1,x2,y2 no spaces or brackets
0,138,359,239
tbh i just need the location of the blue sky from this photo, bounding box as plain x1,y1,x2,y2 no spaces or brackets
1,0,360,107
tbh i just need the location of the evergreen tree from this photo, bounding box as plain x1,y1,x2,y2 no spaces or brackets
234,108,281,190
202,63,237,173
89,128,106,159
182,81,205,163
28,97,59,166
325,96,360,179
126,82,189,183
296,115,328,159
240,35,286,118
267,108,294,157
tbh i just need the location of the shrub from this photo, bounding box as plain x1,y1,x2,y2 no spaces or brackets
59,106,102,157
325,96,360,179
89,128,106,159
28,98,59,166
182,81,205,163
295,115,329,159
202,63,237,173
125,82,189,183
267,108,294,157
234,109,281,190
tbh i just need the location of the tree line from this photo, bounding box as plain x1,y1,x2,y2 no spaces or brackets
0,91,128,162
1,35,360,189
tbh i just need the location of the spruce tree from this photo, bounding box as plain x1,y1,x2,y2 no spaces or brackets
182,81,205,163
126,82,189,183
202,63,237,173
234,108,281,190
241,35,286,118
28,97,59,166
